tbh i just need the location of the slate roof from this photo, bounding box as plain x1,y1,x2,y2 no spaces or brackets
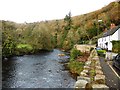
103,25,120,37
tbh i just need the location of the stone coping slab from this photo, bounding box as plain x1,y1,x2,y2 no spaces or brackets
80,71,88,77
95,66,102,70
74,79,88,88
96,69,104,75
77,76,91,83
92,84,109,89
94,74,106,84
83,66,90,70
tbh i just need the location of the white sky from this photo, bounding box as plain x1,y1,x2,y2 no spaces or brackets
0,0,115,23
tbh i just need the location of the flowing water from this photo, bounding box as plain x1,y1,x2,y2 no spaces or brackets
2,49,76,88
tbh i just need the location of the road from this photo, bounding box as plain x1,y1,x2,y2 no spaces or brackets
113,66,120,77
107,60,120,78
99,57,120,90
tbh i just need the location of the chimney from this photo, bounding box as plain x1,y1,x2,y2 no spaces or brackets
110,23,116,29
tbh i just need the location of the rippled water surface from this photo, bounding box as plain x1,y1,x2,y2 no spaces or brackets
2,49,75,88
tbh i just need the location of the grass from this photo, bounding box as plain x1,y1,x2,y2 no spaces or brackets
16,44,33,55
17,44,33,50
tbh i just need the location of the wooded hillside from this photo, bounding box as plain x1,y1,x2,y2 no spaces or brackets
2,1,120,58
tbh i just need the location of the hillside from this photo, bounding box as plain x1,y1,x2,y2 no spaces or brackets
45,1,120,48
2,1,120,57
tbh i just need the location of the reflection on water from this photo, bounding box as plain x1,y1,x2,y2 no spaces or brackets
2,49,75,88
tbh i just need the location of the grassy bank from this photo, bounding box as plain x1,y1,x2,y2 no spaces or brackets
15,44,33,55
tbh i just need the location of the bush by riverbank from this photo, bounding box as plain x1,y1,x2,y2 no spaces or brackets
68,60,85,75
67,47,90,76
2,42,54,59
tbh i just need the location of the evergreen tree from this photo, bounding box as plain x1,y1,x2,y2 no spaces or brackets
64,11,72,30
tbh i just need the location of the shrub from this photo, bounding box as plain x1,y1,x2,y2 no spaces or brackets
70,48,82,61
68,61,85,75
112,40,120,53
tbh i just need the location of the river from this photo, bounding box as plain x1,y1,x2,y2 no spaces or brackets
2,49,76,88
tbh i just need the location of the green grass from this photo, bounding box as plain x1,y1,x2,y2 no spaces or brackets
16,44,33,55
17,44,33,50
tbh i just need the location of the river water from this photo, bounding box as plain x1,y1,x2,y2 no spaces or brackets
2,49,76,88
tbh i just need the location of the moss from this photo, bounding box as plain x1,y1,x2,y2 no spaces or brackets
89,60,96,82
89,69,96,81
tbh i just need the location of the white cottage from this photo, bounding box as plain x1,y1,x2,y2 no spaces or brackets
98,25,120,51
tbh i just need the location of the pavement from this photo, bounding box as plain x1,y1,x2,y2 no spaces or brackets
105,52,118,60
99,57,120,90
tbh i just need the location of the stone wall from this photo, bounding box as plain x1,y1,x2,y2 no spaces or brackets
74,49,109,89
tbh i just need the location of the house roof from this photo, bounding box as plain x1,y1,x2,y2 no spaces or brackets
103,25,120,37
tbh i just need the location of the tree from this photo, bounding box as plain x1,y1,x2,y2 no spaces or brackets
60,12,73,49
29,23,54,51
2,21,17,58
64,11,72,30
54,20,60,47
86,27,97,39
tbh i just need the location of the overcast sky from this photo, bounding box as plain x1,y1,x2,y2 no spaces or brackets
0,0,115,23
